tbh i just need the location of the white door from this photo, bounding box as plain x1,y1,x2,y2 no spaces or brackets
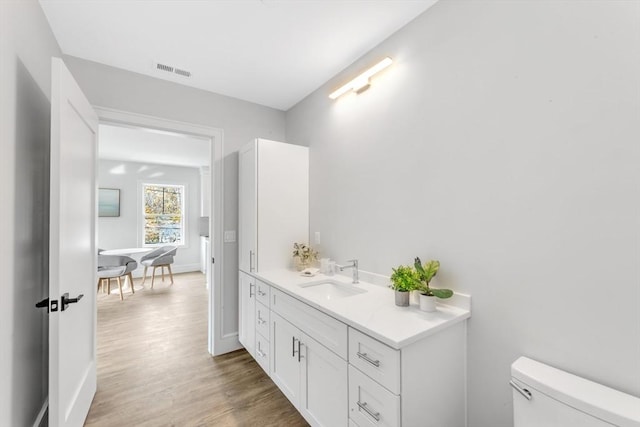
49,57,98,427
300,334,348,427
270,312,301,407
238,141,257,273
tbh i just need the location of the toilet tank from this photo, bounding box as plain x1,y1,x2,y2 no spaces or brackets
511,357,640,427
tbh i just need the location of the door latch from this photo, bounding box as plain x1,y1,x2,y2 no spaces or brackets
35,298,58,312
61,293,84,311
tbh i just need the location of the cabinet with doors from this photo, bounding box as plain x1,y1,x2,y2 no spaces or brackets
238,271,256,357
270,289,349,427
241,272,468,427
238,138,309,274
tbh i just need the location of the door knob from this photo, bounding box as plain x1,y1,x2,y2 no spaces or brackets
61,293,84,311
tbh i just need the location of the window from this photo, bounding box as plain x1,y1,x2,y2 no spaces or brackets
142,183,185,246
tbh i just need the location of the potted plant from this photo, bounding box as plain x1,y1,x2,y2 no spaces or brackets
414,257,453,312
390,265,419,307
292,242,318,271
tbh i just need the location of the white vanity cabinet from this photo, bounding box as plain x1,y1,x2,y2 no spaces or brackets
348,323,466,427
270,287,349,427
238,138,309,274
241,270,469,427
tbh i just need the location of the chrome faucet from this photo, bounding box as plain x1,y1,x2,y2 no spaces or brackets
339,259,359,284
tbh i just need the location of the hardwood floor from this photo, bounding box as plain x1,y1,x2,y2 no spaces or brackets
85,272,308,427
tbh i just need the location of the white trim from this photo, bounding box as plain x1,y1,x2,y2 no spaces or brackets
130,262,201,278
32,397,48,427
94,106,238,356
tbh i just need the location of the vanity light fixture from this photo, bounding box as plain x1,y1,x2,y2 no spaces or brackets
329,57,393,100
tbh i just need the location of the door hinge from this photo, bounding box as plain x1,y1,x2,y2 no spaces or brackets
211,257,215,264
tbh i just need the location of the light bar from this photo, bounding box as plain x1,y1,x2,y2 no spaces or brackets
329,57,393,100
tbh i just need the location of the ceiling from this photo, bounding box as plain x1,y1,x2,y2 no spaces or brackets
39,0,438,111
99,124,210,168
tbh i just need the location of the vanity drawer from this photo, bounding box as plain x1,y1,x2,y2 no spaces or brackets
349,328,400,394
255,279,271,307
255,301,270,339
349,365,400,427
255,332,270,374
271,288,348,359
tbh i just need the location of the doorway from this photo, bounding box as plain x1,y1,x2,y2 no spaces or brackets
94,107,237,356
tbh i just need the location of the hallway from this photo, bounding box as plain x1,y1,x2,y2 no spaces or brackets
85,272,308,426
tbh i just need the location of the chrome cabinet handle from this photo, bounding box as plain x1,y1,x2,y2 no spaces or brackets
249,282,255,297
357,351,380,367
298,341,303,362
357,401,380,422
292,336,298,357
257,341,266,358
510,380,532,400
249,250,255,272
257,288,266,296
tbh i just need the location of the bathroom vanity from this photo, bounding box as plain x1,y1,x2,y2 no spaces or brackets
239,269,471,427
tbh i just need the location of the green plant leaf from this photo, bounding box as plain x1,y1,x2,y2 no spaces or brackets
390,265,419,292
431,288,453,299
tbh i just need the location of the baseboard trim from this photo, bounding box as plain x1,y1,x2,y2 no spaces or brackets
131,263,201,278
33,397,47,427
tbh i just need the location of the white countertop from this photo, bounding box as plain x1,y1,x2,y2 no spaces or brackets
251,269,471,350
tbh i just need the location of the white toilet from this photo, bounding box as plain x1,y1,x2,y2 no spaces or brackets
511,357,640,427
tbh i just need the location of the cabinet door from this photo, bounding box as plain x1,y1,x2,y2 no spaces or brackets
270,312,302,407
238,141,257,273
300,333,348,427
238,272,256,357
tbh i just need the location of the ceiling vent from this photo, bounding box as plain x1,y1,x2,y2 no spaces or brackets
154,61,192,78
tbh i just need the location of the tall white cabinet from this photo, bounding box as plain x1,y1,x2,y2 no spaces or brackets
238,138,309,274
238,138,309,357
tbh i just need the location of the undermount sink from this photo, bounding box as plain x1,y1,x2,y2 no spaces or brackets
298,280,367,301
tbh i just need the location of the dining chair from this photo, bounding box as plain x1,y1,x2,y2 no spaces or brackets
97,255,138,300
140,246,178,288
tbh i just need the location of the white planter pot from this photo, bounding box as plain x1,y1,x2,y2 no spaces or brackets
419,294,437,312
411,290,421,304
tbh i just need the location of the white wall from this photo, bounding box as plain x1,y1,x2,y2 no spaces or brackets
286,1,640,426
64,55,286,337
98,159,202,274
0,0,62,425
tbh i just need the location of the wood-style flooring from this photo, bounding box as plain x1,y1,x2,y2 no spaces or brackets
85,272,308,427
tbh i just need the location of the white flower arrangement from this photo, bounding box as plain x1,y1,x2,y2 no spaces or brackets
292,242,318,264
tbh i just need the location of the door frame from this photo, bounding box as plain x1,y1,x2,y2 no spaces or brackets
94,106,237,355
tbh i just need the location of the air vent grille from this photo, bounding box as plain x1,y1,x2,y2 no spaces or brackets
156,63,174,73
174,68,191,77
154,61,192,78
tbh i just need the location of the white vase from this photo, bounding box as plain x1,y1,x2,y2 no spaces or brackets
411,290,420,305
419,294,437,312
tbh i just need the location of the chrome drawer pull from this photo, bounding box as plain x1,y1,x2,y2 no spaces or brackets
357,401,380,422
357,351,380,367
256,341,266,358
249,283,255,297
510,380,532,400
